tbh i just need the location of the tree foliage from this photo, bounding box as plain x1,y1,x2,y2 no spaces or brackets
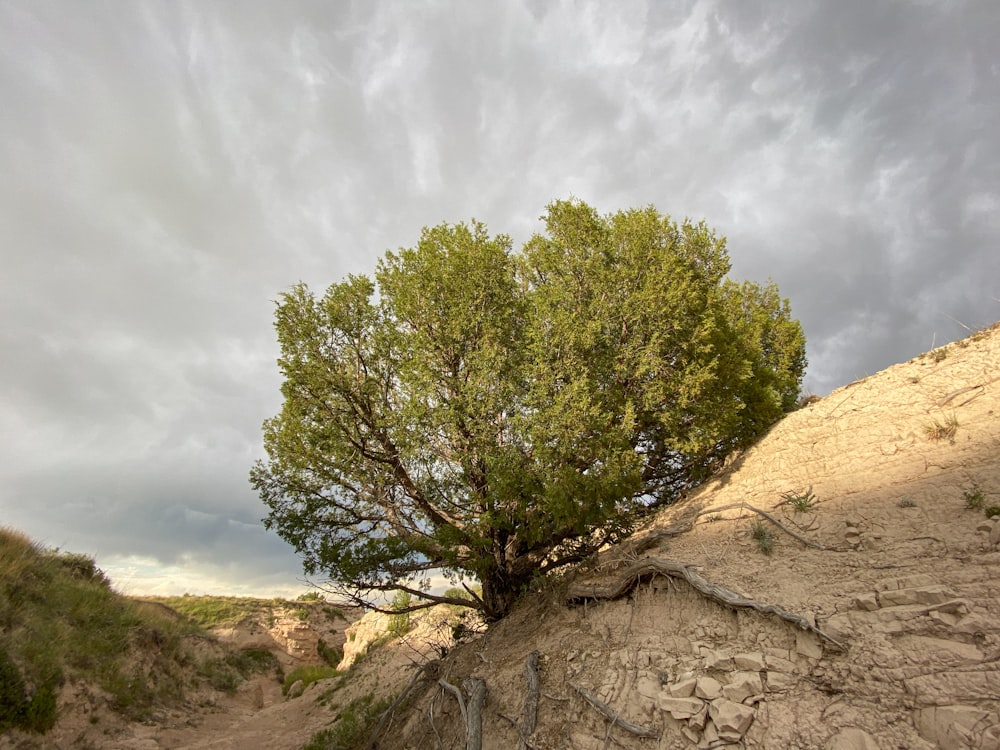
251,200,806,620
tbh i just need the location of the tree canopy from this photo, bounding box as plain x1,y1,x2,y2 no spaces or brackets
251,200,806,621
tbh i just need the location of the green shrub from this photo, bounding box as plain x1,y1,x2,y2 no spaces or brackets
317,639,343,668
985,506,1000,519
197,648,279,694
386,591,412,638
22,682,58,733
282,665,341,696
0,646,28,732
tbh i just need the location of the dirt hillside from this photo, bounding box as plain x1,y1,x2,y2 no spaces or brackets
375,323,1000,749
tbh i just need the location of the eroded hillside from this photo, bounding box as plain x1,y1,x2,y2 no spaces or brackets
374,323,1000,749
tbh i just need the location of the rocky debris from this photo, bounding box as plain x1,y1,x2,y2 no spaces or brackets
708,697,755,741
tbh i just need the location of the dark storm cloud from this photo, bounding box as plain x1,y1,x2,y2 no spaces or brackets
1,0,996,594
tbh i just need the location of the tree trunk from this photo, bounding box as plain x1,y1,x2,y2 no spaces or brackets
480,564,521,621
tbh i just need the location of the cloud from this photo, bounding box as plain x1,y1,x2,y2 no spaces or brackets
1,0,996,595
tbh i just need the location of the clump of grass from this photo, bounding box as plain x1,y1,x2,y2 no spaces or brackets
931,346,948,362
781,488,817,512
963,484,985,511
985,506,1000,519
750,519,774,555
303,692,396,750
924,415,959,443
282,664,341,696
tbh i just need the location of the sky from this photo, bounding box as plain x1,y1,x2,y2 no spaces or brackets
1,1,997,599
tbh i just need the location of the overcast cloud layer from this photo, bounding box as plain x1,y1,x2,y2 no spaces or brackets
1,1,997,597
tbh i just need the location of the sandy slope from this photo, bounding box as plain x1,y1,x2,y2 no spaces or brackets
376,323,1000,749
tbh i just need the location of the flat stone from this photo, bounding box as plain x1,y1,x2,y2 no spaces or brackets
695,676,724,700
635,672,661,700
689,702,709,731
766,671,795,691
766,655,798,674
722,672,763,704
658,695,705,719
732,652,766,671
681,725,701,743
795,631,823,659
851,592,879,611
709,698,755,738
991,522,1000,546
878,585,953,607
703,649,734,670
668,676,697,697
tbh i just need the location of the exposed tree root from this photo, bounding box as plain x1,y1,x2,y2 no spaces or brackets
519,651,540,750
621,500,832,557
566,557,847,651
567,681,660,739
366,661,439,749
439,676,487,750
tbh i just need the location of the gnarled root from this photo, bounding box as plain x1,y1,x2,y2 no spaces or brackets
566,557,846,651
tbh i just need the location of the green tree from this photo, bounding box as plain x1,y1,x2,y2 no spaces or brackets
251,200,806,621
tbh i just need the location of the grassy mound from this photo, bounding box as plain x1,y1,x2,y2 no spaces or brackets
0,527,198,732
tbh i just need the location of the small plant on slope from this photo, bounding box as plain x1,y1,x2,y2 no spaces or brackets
781,488,817,512
924,414,959,443
963,484,985,511
750,519,774,555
